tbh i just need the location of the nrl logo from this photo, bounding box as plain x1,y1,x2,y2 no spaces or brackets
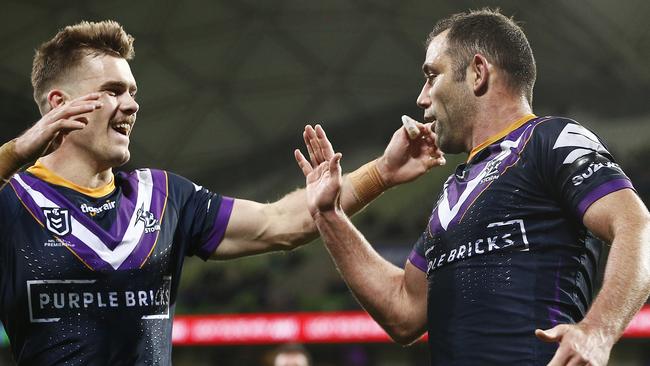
135,203,161,233
43,208,71,236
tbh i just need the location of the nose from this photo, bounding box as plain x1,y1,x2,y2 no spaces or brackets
416,82,431,109
119,93,139,116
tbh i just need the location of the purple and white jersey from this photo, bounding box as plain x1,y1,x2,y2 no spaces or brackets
0,165,233,365
408,115,633,365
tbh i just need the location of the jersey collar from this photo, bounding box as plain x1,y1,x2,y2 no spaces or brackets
467,114,537,162
26,160,115,198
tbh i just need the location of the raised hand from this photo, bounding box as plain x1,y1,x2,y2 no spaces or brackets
295,124,343,217
376,115,446,187
13,92,102,163
296,150,343,217
299,125,334,167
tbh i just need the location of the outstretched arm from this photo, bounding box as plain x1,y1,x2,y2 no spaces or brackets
212,118,444,259
0,93,102,189
303,147,428,344
536,189,650,366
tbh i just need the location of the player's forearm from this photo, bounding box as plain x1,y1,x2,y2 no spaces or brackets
314,209,423,343
262,188,318,248
339,159,388,214
267,160,389,249
582,216,650,342
0,139,23,189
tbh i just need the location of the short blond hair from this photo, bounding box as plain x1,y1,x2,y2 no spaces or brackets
31,20,135,113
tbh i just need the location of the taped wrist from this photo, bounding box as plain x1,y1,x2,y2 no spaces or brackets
0,139,21,183
348,159,387,205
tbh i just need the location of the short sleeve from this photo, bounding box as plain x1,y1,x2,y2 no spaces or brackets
168,173,234,260
534,119,634,219
408,232,428,273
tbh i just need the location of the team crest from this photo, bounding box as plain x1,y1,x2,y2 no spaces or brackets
136,203,161,233
43,207,72,236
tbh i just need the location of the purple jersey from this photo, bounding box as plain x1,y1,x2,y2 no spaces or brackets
409,115,633,365
0,164,233,365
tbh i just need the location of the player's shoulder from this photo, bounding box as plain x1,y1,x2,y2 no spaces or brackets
526,116,615,172
116,168,216,200
531,116,599,140
527,116,607,151
530,116,581,139
0,181,20,206
0,176,30,220
119,168,207,213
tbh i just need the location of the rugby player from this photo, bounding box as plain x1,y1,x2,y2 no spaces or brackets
301,8,650,366
0,21,444,365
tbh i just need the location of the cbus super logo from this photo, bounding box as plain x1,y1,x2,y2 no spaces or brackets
43,207,71,236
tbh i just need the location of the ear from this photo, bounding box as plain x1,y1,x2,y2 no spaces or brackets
46,89,67,109
469,54,490,96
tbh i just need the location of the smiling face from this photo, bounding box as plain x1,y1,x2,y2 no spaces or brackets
416,31,477,154
58,53,139,168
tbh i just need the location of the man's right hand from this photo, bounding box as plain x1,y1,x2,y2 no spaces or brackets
376,115,445,188
13,92,102,163
294,125,344,217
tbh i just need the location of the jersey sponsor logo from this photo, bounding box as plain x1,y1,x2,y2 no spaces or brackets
43,207,71,236
572,161,621,186
26,277,172,323
80,200,116,217
136,203,161,233
553,124,609,164
426,219,529,274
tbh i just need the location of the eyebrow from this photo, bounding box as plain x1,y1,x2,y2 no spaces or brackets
99,81,137,93
422,63,435,75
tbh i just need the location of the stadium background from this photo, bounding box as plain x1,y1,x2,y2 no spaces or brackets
1,0,649,364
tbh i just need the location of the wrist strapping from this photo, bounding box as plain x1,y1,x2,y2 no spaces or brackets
0,139,22,183
348,159,387,206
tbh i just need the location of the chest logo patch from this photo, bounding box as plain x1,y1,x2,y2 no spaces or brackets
43,207,71,236
136,203,161,233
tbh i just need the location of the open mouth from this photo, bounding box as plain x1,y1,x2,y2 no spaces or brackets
112,123,131,136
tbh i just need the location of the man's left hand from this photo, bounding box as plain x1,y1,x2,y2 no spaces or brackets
535,323,615,366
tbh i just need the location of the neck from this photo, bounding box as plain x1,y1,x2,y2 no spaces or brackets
39,150,114,189
469,93,533,152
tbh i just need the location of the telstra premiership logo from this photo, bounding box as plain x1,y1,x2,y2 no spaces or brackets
43,207,72,236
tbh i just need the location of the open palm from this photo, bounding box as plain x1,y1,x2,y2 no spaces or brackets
302,153,343,216
294,124,343,216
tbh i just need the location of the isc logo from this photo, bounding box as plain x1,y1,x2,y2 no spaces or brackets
42,207,72,236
